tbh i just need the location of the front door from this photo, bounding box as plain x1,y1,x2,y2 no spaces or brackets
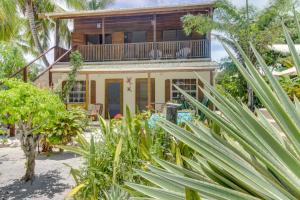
105,79,123,118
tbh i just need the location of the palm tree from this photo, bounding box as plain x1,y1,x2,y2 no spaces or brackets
85,0,114,10
0,0,21,42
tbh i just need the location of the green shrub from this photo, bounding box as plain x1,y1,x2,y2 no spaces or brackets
40,108,88,152
279,76,300,100
61,107,181,199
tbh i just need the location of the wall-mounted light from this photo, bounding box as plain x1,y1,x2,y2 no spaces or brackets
96,22,102,29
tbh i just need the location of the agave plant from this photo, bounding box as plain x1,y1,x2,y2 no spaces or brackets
127,21,300,200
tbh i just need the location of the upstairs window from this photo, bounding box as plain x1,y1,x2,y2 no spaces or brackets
163,30,177,41
86,34,112,45
125,31,147,43
86,35,100,44
163,29,192,41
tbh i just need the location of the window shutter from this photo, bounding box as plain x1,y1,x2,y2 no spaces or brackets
151,78,155,109
62,81,66,90
198,79,204,102
165,79,171,102
90,80,96,104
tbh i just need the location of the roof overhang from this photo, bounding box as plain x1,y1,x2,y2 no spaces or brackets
38,2,215,19
272,67,297,76
51,61,218,74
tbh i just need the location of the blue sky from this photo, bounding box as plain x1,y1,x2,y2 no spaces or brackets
109,0,270,61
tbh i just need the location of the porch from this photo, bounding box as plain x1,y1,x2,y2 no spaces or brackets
55,39,210,62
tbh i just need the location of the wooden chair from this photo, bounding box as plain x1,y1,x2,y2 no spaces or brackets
88,103,103,121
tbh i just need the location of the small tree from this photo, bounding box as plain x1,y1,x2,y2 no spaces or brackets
0,79,65,182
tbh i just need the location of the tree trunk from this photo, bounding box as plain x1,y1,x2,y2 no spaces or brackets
20,129,39,182
247,84,254,112
25,0,50,67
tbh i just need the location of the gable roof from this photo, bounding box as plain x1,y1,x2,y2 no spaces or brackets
38,1,215,19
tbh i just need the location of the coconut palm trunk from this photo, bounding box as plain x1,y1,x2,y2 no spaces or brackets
25,0,50,67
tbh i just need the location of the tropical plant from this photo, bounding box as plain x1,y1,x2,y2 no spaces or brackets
279,76,300,100
0,0,21,41
84,0,114,10
0,79,65,182
61,108,177,199
183,0,294,110
127,22,300,200
40,108,88,152
59,50,83,101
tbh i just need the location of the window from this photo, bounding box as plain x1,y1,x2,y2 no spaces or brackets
163,30,177,41
177,30,191,40
163,29,192,41
172,79,197,100
86,35,100,45
68,81,86,103
86,34,112,45
125,31,147,43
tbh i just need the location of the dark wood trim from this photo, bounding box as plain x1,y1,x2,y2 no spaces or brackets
165,79,171,102
55,20,60,46
147,73,151,109
85,74,89,109
90,80,96,104
105,79,124,118
102,18,105,44
210,70,214,85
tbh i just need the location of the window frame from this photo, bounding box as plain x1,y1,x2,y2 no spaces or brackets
171,79,197,101
67,81,87,104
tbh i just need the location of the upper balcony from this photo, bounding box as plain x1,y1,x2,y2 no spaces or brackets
45,3,214,63
55,39,210,62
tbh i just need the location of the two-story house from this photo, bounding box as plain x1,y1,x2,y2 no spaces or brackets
36,2,217,118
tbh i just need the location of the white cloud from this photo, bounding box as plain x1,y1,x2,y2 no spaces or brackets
110,0,270,9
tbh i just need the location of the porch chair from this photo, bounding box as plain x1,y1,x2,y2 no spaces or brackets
88,103,103,121
176,47,191,59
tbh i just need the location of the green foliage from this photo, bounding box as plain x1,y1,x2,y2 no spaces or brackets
0,42,39,80
62,107,180,199
0,79,65,130
41,108,88,147
182,0,293,64
127,23,300,200
85,0,114,10
216,57,247,101
60,50,83,101
0,42,25,78
216,57,262,107
279,77,300,100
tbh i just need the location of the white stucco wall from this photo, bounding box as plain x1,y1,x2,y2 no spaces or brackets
52,70,213,116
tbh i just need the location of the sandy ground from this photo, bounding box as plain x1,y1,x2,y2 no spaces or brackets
0,147,83,200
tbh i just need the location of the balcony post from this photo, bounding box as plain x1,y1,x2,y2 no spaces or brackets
23,67,28,82
153,14,157,59
102,18,105,44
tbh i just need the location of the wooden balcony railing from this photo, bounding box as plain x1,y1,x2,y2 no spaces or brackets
61,39,209,62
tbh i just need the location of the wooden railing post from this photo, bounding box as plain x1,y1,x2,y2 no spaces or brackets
23,67,28,82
